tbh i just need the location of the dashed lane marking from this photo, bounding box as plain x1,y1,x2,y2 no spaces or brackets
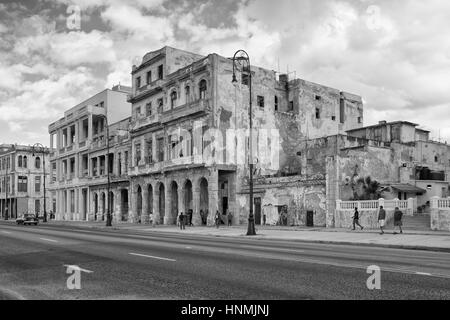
129,252,176,262
39,237,58,243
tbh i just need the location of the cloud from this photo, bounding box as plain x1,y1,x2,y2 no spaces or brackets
1,0,450,145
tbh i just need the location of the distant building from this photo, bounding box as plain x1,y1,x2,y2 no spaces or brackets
0,144,51,219
48,85,132,221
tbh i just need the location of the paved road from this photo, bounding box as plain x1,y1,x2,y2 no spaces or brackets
0,221,449,300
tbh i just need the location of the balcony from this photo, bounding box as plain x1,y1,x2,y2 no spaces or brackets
131,113,161,131
161,99,210,124
128,80,164,102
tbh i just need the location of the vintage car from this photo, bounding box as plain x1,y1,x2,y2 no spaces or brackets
16,213,39,226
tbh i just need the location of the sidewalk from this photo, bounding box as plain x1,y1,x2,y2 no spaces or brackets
5,220,450,252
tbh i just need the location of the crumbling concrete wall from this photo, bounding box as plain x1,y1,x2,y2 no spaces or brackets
431,209,450,231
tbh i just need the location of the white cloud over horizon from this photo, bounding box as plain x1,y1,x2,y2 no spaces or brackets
0,0,449,146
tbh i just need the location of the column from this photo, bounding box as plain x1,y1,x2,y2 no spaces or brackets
164,181,172,224
208,172,219,226
128,187,133,223
178,183,185,216
88,114,93,142
142,186,149,224
152,187,159,225
114,191,121,223
193,186,201,225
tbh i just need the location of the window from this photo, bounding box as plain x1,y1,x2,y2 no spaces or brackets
146,71,152,84
339,98,345,123
157,138,164,162
18,156,22,167
185,86,190,103
315,95,322,101
35,157,41,169
118,152,122,176
435,156,439,163
358,116,362,124
135,143,141,166
124,151,129,173
136,76,141,89
288,101,294,111
170,91,177,109
23,156,27,168
274,96,278,111
199,79,207,99
146,102,152,116
18,176,27,192
315,107,320,119
257,96,265,108
242,73,249,86
99,101,104,108
146,140,153,163
332,116,336,121
157,98,163,113
35,176,41,193
158,65,163,80
135,107,141,118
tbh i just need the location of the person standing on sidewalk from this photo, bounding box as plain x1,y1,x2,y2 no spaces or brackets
227,210,233,226
215,210,220,228
378,205,386,235
352,208,364,230
179,212,186,230
393,207,404,234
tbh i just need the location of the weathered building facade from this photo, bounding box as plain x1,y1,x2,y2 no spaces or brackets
126,46,364,226
0,144,51,219
48,85,133,222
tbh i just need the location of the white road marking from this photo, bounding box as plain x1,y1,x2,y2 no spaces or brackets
415,272,432,276
129,252,176,262
39,237,58,243
63,265,94,273
1,231,11,234
185,246,192,249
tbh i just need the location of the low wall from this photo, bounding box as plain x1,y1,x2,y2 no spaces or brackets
430,197,450,231
334,208,395,229
332,198,413,229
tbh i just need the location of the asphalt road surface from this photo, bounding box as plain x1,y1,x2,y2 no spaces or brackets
0,221,449,300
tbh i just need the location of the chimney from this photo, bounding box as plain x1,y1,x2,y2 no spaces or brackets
379,120,387,125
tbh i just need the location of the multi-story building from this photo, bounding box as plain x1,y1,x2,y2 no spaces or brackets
48,85,133,221
0,144,50,219
126,46,364,226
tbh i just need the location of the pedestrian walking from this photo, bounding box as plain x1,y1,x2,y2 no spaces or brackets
378,205,386,235
352,208,364,230
215,210,220,228
227,210,233,226
393,207,403,234
179,212,186,230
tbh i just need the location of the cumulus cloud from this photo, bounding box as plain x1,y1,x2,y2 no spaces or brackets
0,0,449,145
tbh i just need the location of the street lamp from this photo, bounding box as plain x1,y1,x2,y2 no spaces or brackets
4,158,9,220
32,143,47,223
231,49,256,236
98,114,112,227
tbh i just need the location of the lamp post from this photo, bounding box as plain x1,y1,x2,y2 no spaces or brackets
98,114,112,227
231,49,256,236
32,143,47,223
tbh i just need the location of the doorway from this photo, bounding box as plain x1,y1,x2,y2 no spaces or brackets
306,211,314,227
254,197,261,225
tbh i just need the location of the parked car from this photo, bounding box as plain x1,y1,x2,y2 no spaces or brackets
16,213,39,226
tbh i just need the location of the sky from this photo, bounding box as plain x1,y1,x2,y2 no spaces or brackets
0,0,449,146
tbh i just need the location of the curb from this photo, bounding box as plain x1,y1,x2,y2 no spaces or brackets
3,221,449,253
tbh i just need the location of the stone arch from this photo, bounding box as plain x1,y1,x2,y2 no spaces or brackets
199,79,207,100
100,192,106,221
120,189,129,221
147,183,153,217
170,181,179,223
184,179,193,215
199,177,209,225
108,191,114,221
157,182,165,224
136,185,142,223
94,192,99,221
